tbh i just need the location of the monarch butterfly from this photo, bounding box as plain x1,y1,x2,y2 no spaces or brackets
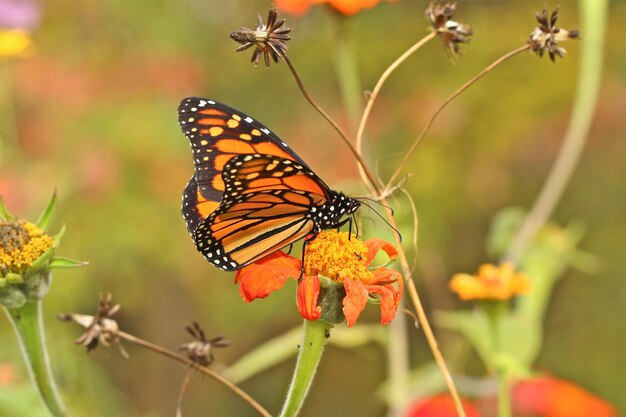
179,97,360,271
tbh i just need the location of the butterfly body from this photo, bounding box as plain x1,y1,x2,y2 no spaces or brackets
179,97,360,271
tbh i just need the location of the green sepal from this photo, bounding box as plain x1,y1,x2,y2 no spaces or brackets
0,197,15,221
49,257,88,269
36,190,57,232
0,286,27,308
24,248,56,280
6,273,24,284
316,277,346,325
52,223,66,247
24,271,51,300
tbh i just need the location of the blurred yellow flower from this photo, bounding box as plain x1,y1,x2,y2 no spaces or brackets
449,262,531,301
0,28,33,58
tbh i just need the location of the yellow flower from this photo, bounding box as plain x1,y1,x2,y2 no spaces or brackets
0,193,85,308
449,263,531,301
0,29,34,58
0,221,53,274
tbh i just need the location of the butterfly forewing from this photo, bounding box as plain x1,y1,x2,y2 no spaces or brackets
178,97,309,202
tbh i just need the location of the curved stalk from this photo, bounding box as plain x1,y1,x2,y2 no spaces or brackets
503,0,608,263
5,301,67,417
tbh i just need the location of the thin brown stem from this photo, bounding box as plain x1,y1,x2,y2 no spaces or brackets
405,278,467,417
116,331,273,417
383,44,531,193
355,32,437,158
176,367,193,417
283,55,380,191
378,203,467,417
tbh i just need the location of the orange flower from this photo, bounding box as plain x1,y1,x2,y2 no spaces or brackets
449,263,531,301
404,375,619,417
275,0,385,16
235,231,403,327
512,376,619,417
405,394,482,417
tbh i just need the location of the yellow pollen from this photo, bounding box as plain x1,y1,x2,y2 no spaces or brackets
0,221,53,274
304,231,372,283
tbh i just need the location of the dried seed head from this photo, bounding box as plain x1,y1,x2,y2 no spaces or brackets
179,322,230,367
230,5,292,67
528,6,579,62
58,293,121,353
426,2,473,57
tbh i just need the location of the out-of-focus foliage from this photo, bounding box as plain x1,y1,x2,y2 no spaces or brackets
0,1,623,416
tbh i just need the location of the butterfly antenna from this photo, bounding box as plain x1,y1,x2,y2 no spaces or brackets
356,199,402,242
356,196,395,216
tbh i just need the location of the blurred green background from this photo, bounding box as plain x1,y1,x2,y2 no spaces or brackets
0,1,623,416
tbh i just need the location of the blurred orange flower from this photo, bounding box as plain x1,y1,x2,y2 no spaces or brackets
449,262,531,301
235,231,403,327
404,375,618,417
512,376,619,417
405,394,481,417
276,0,386,16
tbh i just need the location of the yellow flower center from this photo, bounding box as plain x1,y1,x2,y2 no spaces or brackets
0,221,53,274
304,231,372,283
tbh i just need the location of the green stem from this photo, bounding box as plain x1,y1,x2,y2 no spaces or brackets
278,319,331,417
5,301,68,417
497,370,512,417
333,15,362,131
483,302,511,417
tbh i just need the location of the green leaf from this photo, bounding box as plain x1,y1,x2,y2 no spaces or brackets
0,197,15,221
36,190,57,232
49,257,88,269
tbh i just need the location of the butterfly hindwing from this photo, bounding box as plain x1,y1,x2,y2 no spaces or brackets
193,189,324,270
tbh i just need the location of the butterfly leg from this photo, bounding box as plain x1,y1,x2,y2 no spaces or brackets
286,243,294,256
299,233,319,281
335,216,354,239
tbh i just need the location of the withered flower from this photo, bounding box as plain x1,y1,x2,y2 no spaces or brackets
230,5,292,67
179,322,230,367
58,293,121,353
426,2,473,56
529,6,579,62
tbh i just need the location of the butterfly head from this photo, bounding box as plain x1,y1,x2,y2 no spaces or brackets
313,191,360,231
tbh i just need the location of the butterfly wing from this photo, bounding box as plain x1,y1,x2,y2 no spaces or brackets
192,154,330,270
178,97,310,203
181,176,219,235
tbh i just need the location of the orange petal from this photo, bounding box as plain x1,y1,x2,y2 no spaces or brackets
342,278,368,327
234,251,301,303
364,238,397,266
297,275,321,321
367,284,398,325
